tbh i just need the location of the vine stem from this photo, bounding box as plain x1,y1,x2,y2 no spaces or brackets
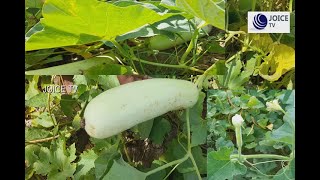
179,28,200,64
235,125,242,158
186,109,202,180
186,108,191,150
195,57,226,90
289,0,293,12
163,163,180,180
145,109,202,180
230,154,291,161
145,154,189,177
252,0,256,11
47,79,57,127
25,129,75,144
111,40,204,73
25,135,60,144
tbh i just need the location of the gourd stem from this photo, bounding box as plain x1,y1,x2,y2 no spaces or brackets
186,108,191,150
188,151,202,180
230,154,291,161
235,126,242,157
180,28,199,64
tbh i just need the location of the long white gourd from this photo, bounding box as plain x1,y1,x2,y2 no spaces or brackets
84,78,199,139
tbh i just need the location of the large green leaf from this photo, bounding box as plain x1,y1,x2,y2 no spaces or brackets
25,128,50,142
270,121,294,145
149,118,171,144
26,0,175,51
33,139,77,180
207,147,247,180
176,0,225,30
74,150,98,180
25,93,48,107
219,57,257,90
102,157,147,180
274,159,295,180
60,95,77,117
95,145,119,179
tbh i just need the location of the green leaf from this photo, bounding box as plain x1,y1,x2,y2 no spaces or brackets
189,92,205,125
113,1,162,12
26,0,44,8
191,146,207,174
25,127,50,142
183,171,199,180
207,42,225,54
226,57,257,89
206,60,227,75
150,118,171,144
102,157,147,180
160,0,183,11
25,49,55,67
60,94,77,117
72,113,82,130
33,147,53,175
207,147,247,180
239,0,252,11
74,150,98,180
25,22,44,40
257,118,268,129
270,121,294,145
185,91,207,147
97,75,120,90
25,144,41,167
25,93,47,107
245,142,257,149
145,161,166,180
33,139,77,180
274,159,295,180
215,137,234,150
247,96,265,109
118,15,198,41
73,75,88,85
284,106,295,127
25,75,40,100
25,56,115,75
95,145,119,179
33,112,55,128
191,122,206,147
163,139,206,174
26,0,176,51
91,137,119,151
84,64,134,75
136,119,154,139
176,0,225,30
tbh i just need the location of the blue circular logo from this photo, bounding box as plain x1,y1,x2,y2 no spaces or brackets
253,14,268,30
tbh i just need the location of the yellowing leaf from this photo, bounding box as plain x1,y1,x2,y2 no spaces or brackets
259,44,295,82
250,34,274,52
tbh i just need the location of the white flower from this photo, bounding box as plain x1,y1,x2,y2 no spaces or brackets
232,114,244,127
266,99,284,113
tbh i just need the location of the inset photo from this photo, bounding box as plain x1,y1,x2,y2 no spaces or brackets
25,75,207,179
206,89,294,179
